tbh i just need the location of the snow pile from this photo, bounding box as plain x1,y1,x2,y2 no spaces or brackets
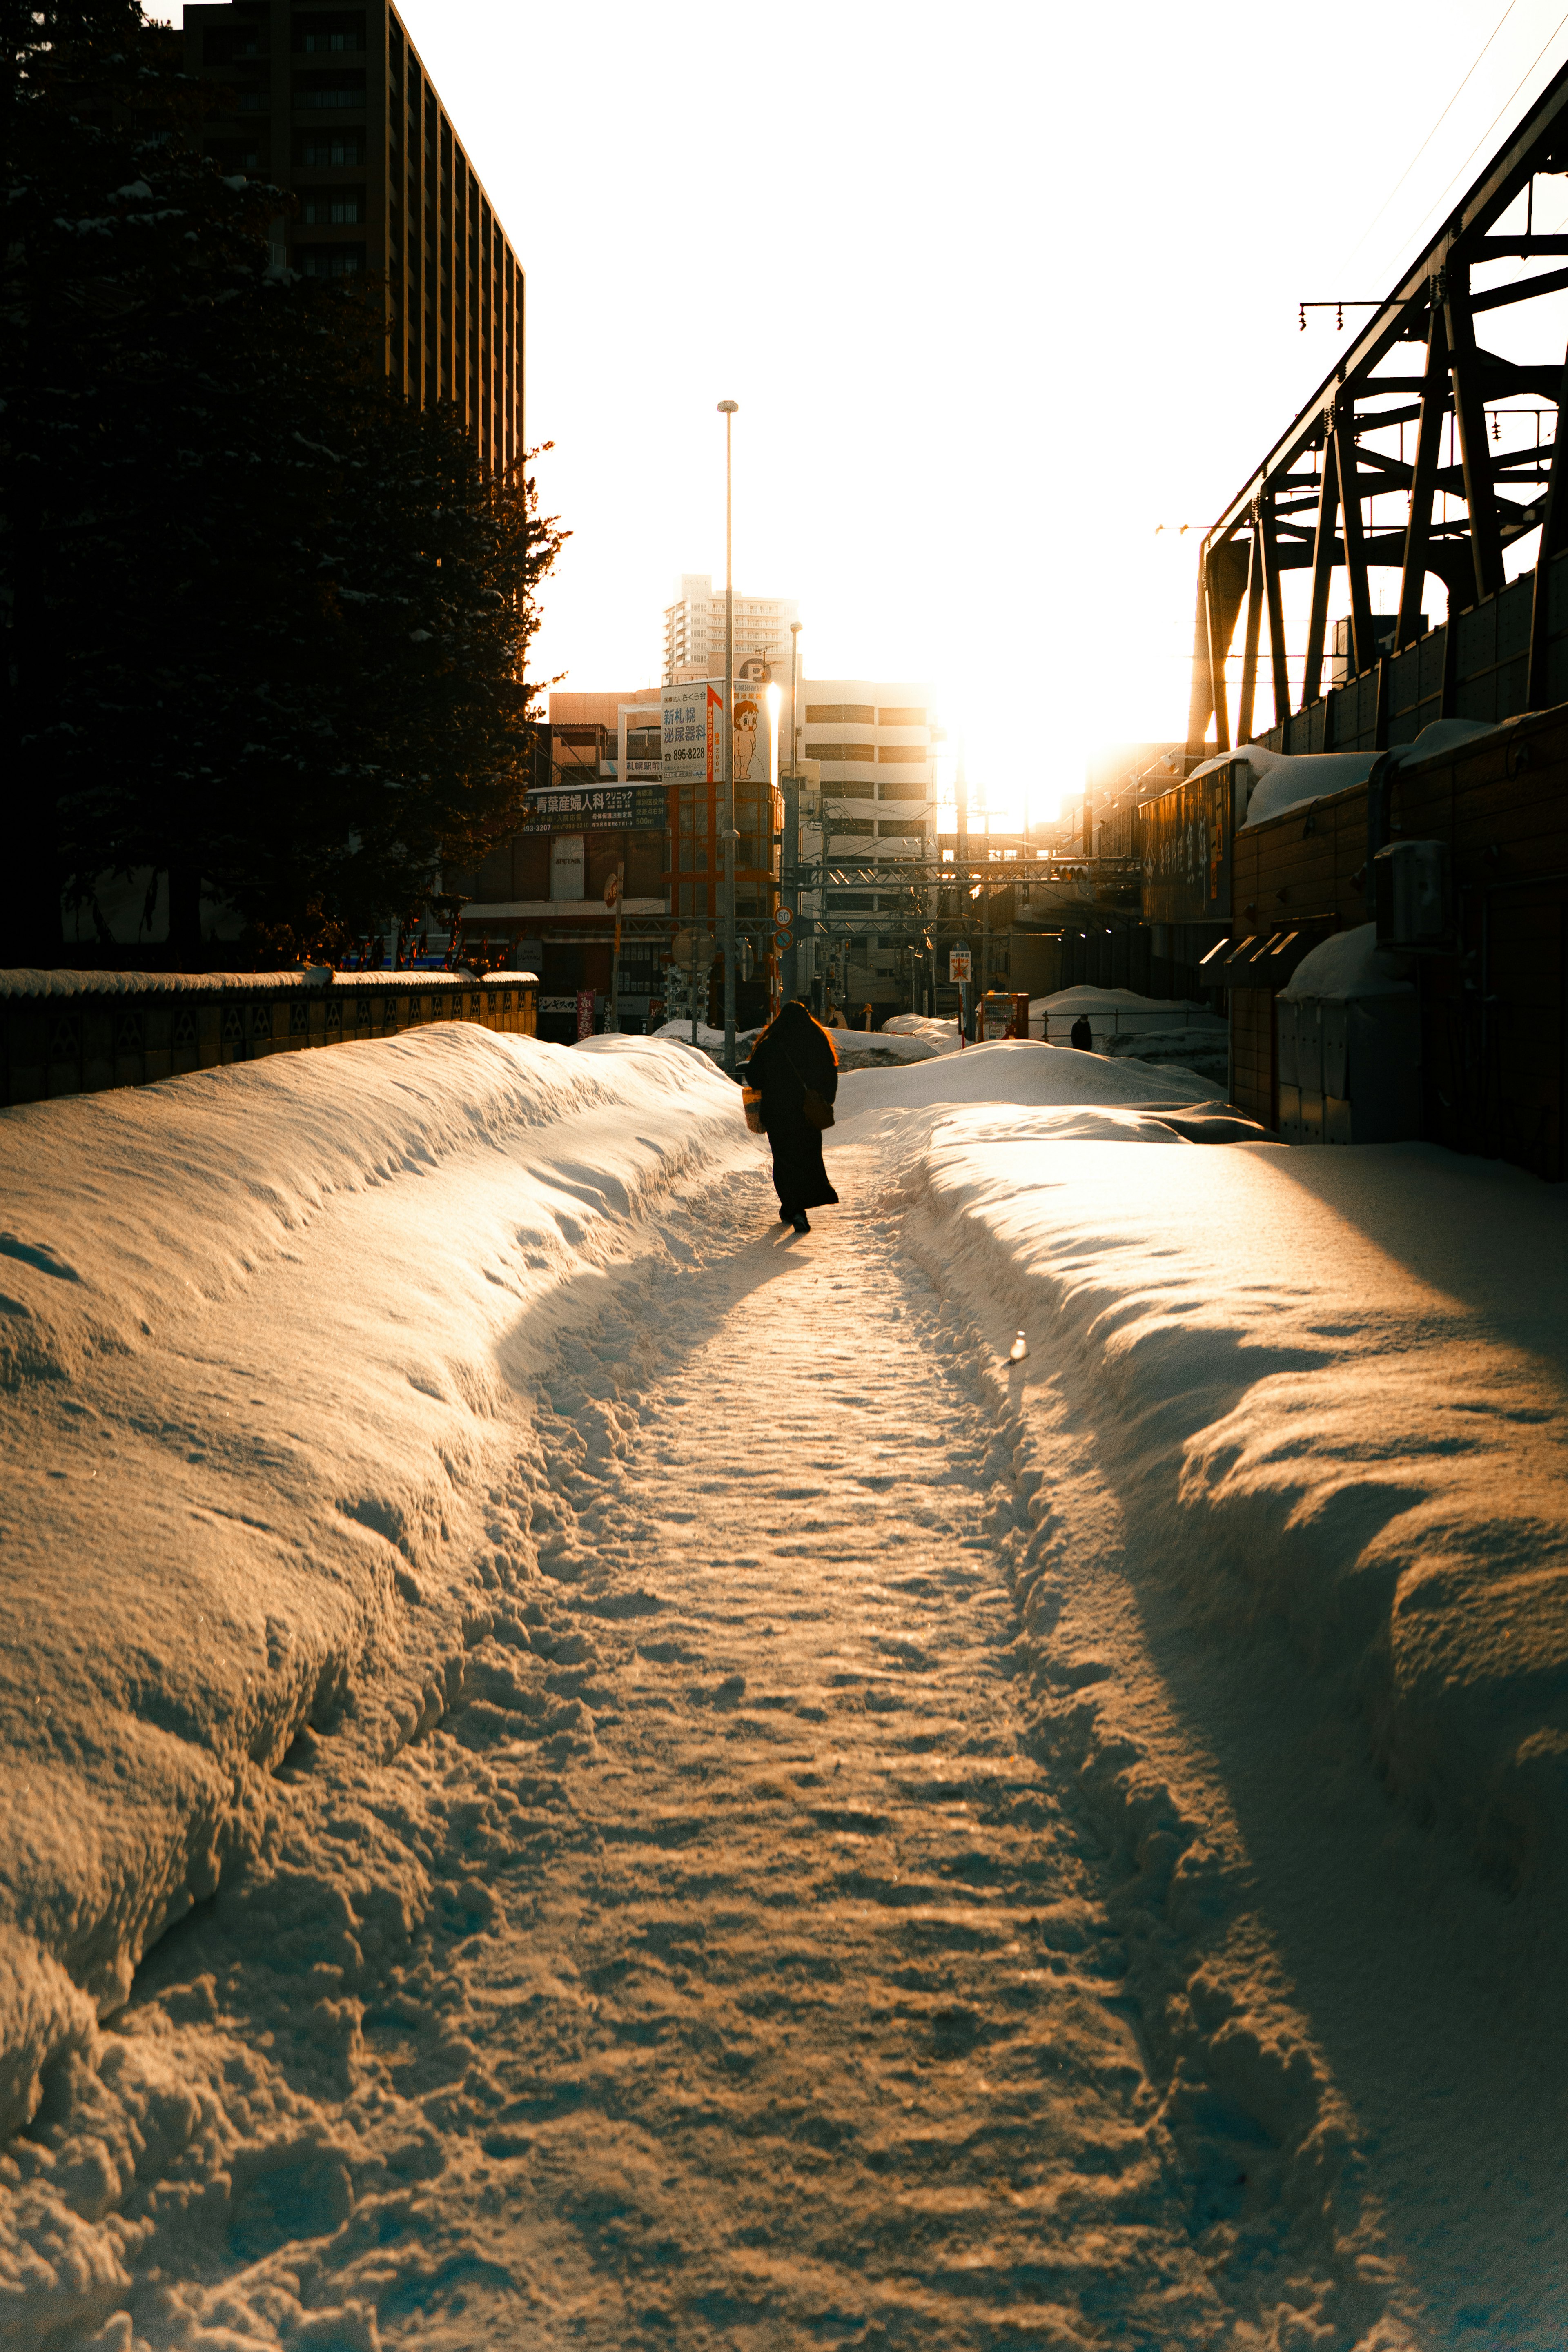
1030,985,1224,1045
1100,1027,1230,1078
650,1018,753,1053
1280,921,1413,1002
907,1120,1568,1886
0,1027,746,2145
830,1037,1224,1143
653,1018,940,1069
881,1013,963,1054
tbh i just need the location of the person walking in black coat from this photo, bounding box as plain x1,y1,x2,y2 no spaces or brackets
1069,1013,1094,1051
742,1000,840,1234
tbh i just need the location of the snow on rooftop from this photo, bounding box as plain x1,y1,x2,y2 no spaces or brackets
1279,921,1414,1002
1219,718,1497,832
0,969,524,998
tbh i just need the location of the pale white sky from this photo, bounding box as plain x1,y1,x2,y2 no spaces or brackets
155,0,1568,817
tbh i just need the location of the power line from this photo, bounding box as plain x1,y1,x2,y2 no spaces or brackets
1345,0,1521,265
1398,5,1568,259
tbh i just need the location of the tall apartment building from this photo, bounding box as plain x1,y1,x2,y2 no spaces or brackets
794,681,937,1009
184,1,523,474
662,576,799,686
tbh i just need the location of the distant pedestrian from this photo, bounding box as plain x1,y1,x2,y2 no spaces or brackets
1069,1013,1094,1051
742,1000,840,1236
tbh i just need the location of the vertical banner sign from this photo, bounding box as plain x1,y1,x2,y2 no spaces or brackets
728,679,775,787
575,989,595,1041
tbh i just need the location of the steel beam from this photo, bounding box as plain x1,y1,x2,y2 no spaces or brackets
1397,298,1448,649
1301,429,1339,708
1207,564,1232,754
1200,58,1568,546
1261,497,1290,724
1334,405,1376,673
1184,564,1213,758
1445,264,1506,602
1527,332,1568,704
1236,522,1263,745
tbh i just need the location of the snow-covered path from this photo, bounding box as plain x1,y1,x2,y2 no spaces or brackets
19,1140,1240,2350
424,1147,1223,2344
11,1034,1567,2350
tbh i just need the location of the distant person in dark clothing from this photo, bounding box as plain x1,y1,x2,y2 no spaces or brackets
742,1000,840,1235
1069,1013,1094,1051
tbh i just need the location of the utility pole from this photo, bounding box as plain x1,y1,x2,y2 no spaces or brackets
782,618,803,1002
718,399,739,1076
955,737,969,1035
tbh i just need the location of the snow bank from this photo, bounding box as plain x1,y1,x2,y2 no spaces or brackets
830,1036,1224,1134
1280,920,1413,1002
1029,986,1225,1051
0,1027,746,2138
910,1120,1568,1885
1031,984,1219,1024
881,1013,963,1054
653,1018,940,1068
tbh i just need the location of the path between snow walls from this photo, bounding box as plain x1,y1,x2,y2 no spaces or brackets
0,1028,748,2150
4,1023,1565,2348
873,1100,1568,2344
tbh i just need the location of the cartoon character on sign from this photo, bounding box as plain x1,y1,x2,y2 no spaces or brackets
733,697,764,782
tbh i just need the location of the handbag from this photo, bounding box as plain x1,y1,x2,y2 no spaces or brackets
783,1047,834,1131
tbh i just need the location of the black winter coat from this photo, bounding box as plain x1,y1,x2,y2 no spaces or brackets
744,1004,841,1214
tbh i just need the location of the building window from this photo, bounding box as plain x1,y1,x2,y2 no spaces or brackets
806,704,873,724
295,11,367,49
301,135,362,164
877,746,927,763
238,91,267,111
301,189,364,223
878,708,927,726
294,73,366,107
810,743,876,763
296,242,365,276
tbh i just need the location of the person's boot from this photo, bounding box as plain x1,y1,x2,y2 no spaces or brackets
779,1206,791,1223
792,1212,810,1234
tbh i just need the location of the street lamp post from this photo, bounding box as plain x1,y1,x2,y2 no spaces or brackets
718,399,739,1076
782,618,803,1004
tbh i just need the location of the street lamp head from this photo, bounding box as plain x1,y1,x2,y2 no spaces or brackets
717,399,739,414
790,621,802,636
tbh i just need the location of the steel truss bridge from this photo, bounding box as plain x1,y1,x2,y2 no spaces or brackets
1189,56,1568,757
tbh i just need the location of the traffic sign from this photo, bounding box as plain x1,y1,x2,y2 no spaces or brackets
670,929,716,967
949,949,972,983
